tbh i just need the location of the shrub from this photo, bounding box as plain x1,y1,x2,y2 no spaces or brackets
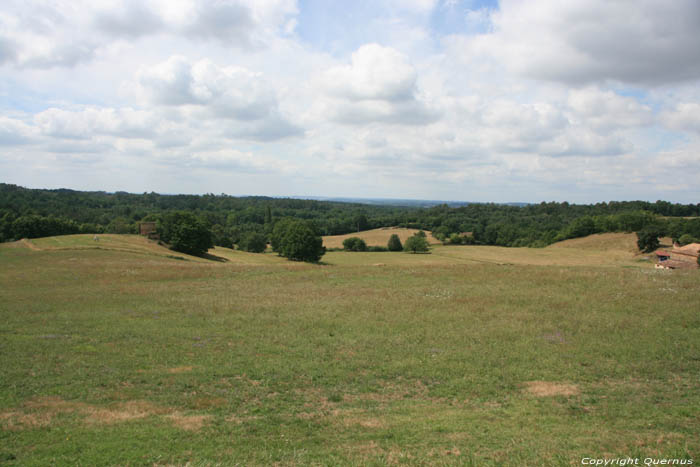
387,234,403,251
343,237,368,251
368,245,388,252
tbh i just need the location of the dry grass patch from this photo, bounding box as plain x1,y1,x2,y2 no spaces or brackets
524,381,580,397
166,413,212,431
342,416,385,428
167,366,194,374
225,414,261,425
84,400,167,425
1,396,213,432
0,410,53,430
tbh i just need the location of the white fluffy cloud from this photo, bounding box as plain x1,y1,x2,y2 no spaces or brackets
136,56,302,141
318,44,438,125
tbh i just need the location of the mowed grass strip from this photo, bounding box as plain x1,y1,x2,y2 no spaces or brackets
0,238,698,465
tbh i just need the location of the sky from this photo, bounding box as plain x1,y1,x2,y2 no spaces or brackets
1,0,700,203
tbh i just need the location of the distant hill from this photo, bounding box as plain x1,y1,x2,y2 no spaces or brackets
291,195,529,208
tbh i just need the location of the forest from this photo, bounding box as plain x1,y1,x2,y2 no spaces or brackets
1,183,700,248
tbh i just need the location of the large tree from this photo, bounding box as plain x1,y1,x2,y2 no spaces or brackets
636,226,661,253
403,233,429,253
159,211,213,256
272,218,325,262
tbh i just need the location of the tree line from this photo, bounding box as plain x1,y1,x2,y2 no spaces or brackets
2,184,699,253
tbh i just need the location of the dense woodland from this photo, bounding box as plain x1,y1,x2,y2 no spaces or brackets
2,183,700,249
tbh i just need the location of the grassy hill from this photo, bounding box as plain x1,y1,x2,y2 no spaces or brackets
0,234,698,465
322,227,441,249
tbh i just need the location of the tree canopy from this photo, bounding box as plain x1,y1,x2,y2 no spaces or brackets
387,234,403,251
159,211,213,256
272,218,325,262
239,232,267,253
403,234,430,253
343,237,368,252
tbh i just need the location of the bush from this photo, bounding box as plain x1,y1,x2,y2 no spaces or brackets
404,234,429,253
239,232,267,253
368,245,388,252
342,237,368,251
158,211,213,256
271,218,325,262
387,234,403,251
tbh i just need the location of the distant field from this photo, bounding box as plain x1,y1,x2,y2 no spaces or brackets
322,227,441,249
0,233,698,465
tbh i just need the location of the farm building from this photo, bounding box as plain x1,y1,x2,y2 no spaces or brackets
139,222,159,240
655,243,699,269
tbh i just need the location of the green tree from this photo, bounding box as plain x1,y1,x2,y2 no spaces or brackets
239,232,267,253
159,211,213,256
636,226,661,253
271,218,295,253
211,224,233,249
106,217,134,234
387,234,403,251
679,234,697,246
272,218,325,262
342,237,368,251
353,213,369,232
404,234,429,253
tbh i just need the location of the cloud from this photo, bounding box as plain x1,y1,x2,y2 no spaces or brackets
94,1,165,38
566,88,654,130
318,44,438,125
0,0,298,69
323,44,417,101
0,116,34,145
660,103,700,134
182,1,256,44
136,56,302,140
34,107,158,140
473,0,700,86
0,36,17,64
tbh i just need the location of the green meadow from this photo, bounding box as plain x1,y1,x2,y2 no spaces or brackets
0,235,698,465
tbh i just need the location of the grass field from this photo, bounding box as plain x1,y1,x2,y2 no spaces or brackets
0,234,698,465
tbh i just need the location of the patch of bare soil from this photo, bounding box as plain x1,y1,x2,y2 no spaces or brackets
524,381,579,397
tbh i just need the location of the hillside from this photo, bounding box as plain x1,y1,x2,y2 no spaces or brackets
322,227,441,249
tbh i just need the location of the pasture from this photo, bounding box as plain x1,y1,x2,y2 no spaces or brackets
0,234,698,465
